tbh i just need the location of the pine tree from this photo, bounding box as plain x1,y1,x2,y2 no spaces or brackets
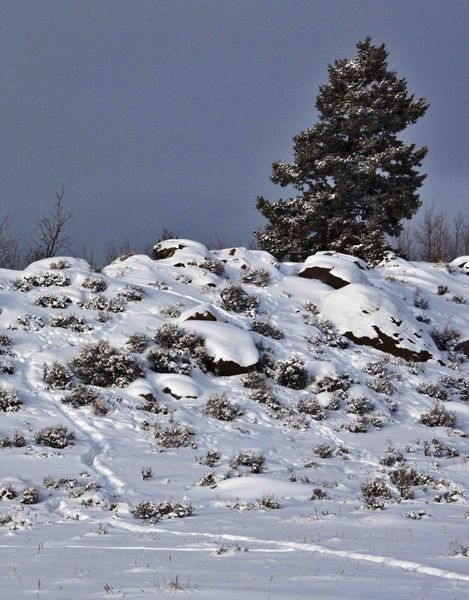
255,38,428,263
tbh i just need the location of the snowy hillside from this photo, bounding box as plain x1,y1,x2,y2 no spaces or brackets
0,240,468,599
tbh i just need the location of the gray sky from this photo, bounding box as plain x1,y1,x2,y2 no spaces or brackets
1,0,468,260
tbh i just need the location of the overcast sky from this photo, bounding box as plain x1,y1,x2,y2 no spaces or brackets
1,0,468,260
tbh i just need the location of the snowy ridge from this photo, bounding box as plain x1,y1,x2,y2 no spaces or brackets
0,240,468,599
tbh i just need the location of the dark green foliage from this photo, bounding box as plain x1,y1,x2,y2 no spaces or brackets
255,38,427,263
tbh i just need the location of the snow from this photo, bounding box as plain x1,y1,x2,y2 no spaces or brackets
183,320,259,368
0,244,468,599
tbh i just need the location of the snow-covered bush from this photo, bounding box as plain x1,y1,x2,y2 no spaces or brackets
423,438,459,458
430,325,461,351
420,402,456,428
20,486,40,505
250,319,284,340
297,397,326,420
258,494,280,510
248,386,280,410
417,382,449,401
347,396,374,416
11,431,26,447
50,314,87,332
15,272,71,290
204,393,239,421
117,285,144,302
0,387,22,412
160,305,181,319
314,443,334,458
153,420,194,449
34,425,75,449
78,295,125,313
35,294,72,309
389,466,431,499
199,450,221,467
147,348,192,375
437,285,448,296
230,452,265,474
413,291,429,310
220,284,259,313
361,477,391,509
276,357,308,389
439,375,469,402
0,484,17,500
43,361,72,390
315,374,350,393
199,472,217,487
154,324,204,354
198,258,225,276
62,384,108,415
70,341,140,387
367,376,395,396
241,267,270,287
82,277,107,293
126,333,150,353
141,467,153,480
132,500,192,523
49,260,71,270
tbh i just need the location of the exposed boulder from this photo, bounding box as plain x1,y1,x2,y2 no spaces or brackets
320,283,436,362
182,321,259,376
299,252,369,289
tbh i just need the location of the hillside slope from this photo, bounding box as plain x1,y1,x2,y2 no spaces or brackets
0,241,468,599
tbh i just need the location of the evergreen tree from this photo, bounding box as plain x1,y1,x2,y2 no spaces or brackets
255,38,428,263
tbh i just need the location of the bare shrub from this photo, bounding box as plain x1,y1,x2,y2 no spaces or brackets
70,341,140,387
